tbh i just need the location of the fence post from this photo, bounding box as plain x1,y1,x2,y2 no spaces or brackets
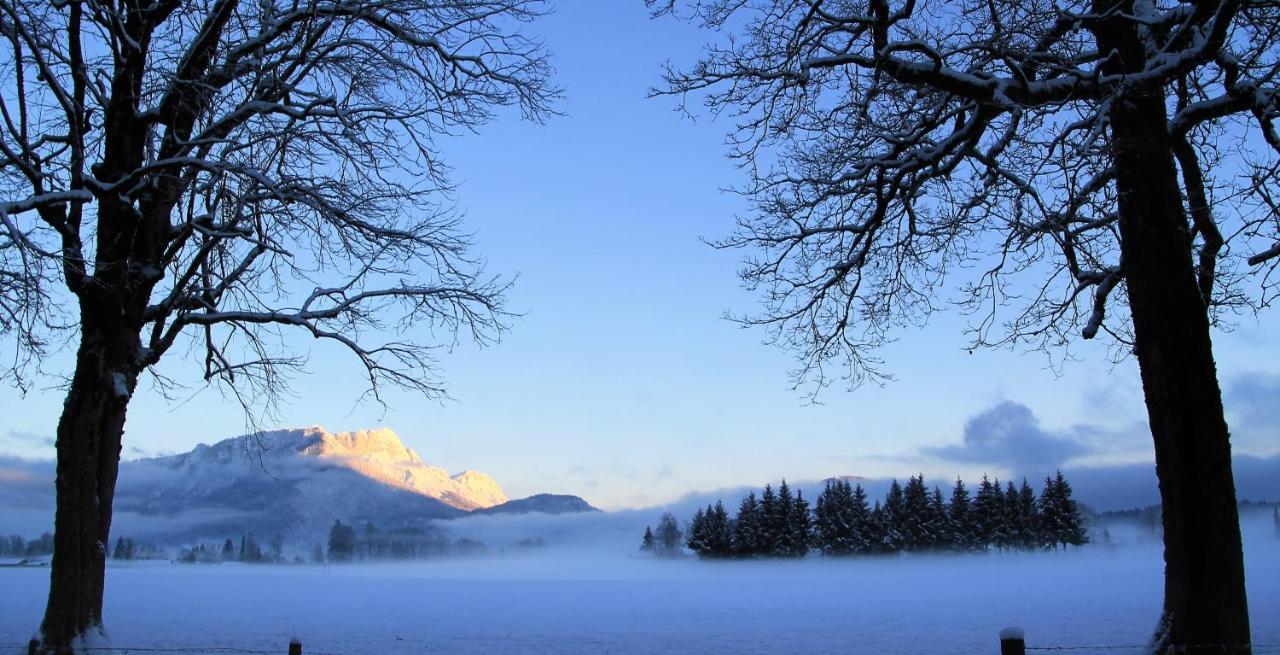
1000,627,1026,655
27,638,38,655
288,638,302,655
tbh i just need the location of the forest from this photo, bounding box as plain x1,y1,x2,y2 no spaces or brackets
645,472,1088,559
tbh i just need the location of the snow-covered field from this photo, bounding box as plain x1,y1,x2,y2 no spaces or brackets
2,516,1278,655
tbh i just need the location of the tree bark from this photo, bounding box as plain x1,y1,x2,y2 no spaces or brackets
40,310,138,653
1108,84,1252,655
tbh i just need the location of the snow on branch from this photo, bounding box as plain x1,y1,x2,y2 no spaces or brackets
0,0,555,402
654,0,1279,391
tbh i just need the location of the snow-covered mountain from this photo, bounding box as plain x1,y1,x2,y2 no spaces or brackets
113,426,521,544
474,494,600,516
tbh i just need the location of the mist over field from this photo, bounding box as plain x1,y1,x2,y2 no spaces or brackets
2,508,1278,654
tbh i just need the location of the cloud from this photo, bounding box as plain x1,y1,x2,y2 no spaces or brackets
1224,372,1280,450
0,456,55,511
1063,452,1280,510
1,429,55,449
923,401,1093,473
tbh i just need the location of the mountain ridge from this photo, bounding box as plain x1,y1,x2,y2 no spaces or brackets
112,426,595,545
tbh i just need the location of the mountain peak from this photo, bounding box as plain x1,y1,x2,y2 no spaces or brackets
296,427,422,464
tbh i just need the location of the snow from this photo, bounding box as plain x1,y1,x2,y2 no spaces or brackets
2,515,1277,655
110,373,129,399
999,626,1025,641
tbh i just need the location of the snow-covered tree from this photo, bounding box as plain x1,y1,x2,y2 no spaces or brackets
773,480,796,556
652,0,1272,649
949,479,974,552
1041,471,1088,549
733,492,763,557
0,1,556,648
880,480,905,552
928,486,948,550
815,480,857,556
901,475,930,551
705,501,735,558
788,490,811,557
972,475,999,551
759,484,779,555
1017,479,1043,550
850,484,874,555
686,507,709,554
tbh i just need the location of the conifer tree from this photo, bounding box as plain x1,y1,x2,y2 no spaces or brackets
815,480,858,556
1018,479,1042,550
850,484,873,554
972,475,999,551
759,484,778,555
733,492,763,557
881,481,906,552
949,478,973,552
1039,471,1089,549
1274,507,1279,539
686,508,709,555
814,481,837,554
774,480,795,556
640,526,656,553
789,490,811,557
327,521,356,562
1039,474,1062,548
707,501,734,557
869,501,890,553
929,487,948,550
988,478,1009,550
902,475,930,551
221,539,235,561
1003,480,1022,551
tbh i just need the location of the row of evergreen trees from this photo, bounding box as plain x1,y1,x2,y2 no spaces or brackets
110,536,167,561
171,532,289,564
675,472,1088,559
325,520,486,561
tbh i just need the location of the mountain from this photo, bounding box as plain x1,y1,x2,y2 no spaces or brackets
113,426,511,544
473,494,601,516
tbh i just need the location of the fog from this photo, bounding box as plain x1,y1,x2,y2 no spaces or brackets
2,511,1277,654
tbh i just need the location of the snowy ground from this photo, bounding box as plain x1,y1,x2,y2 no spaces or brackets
2,517,1278,655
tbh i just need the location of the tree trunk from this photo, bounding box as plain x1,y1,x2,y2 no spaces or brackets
40,313,138,653
1109,88,1252,655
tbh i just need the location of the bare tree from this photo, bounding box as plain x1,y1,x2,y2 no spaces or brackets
0,0,555,650
651,1,1279,652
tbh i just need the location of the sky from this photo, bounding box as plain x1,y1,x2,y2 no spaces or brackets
2,1,1279,510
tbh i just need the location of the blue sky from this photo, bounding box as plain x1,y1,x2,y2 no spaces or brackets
2,1,1279,510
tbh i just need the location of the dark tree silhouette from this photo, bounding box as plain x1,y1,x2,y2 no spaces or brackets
651,1,1275,649
0,1,555,649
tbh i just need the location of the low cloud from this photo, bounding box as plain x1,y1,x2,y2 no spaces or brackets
1225,372,1280,451
924,401,1093,473
1,429,55,450
0,456,55,511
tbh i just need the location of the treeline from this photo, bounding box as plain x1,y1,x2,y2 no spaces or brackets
110,537,167,561
644,472,1088,559
0,532,53,559
324,520,488,562
171,532,291,564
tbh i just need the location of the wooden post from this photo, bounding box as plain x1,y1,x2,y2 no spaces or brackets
1000,627,1026,655
27,638,38,655
288,638,302,655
